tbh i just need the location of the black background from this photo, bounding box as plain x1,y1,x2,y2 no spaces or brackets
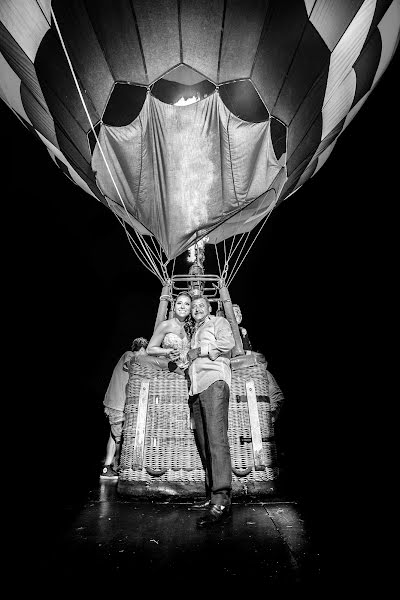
3,52,398,525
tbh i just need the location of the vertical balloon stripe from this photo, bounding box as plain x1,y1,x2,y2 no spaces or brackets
20,81,58,146
0,21,57,146
0,0,50,62
294,117,344,189
273,23,330,125
50,0,114,117
352,29,382,107
341,0,398,134
133,0,180,84
0,52,30,122
372,0,400,86
323,0,376,107
218,0,267,82
308,0,364,51
365,0,393,45
0,21,48,109
304,0,316,17
321,69,356,139
83,0,147,84
286,71,328,170
35,30,99,133
180,0,224,83
287,117,322,177
314,137,339,175
252,1,310,116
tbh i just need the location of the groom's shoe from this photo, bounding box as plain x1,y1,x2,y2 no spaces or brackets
188,499,211,510
196,504,232,528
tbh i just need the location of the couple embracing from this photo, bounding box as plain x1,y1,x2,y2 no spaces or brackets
147,293,235,528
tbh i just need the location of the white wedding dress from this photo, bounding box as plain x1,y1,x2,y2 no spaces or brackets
162,332,190,369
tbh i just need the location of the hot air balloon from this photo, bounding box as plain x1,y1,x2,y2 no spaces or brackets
1,1,398,497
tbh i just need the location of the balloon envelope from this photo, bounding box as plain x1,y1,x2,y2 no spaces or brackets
0,0,399,259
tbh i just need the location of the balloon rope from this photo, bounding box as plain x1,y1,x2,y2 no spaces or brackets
134,228,165,272
149,235,166,268
119,223,164,282
137,239,164,280
227,196,279,287
227,231,246,264
214,244,222,277
219,205,262,283
171,258,176,279
225,230,253,283
128,226,166,282
51,8,164,281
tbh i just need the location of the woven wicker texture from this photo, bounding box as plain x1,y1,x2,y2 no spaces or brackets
119,362,278,488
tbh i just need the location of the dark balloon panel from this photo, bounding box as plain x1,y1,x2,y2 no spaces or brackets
352,30,382,108
270,118,287,162
219,80,269,123
102,83,147,126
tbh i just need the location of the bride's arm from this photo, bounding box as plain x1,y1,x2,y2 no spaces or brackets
147,322,170,356
147,321,179,360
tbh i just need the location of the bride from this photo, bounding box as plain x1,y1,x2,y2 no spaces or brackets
146,292,193,371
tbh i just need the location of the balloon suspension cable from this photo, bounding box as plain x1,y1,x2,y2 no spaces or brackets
214,244,222,277
221,238,227,280
227,230,250,265
120,221,165,283
226,196,279,287
121,220,164,278
51,7,165,282
225,230,253,283
171,258,177,279
149,235,164,265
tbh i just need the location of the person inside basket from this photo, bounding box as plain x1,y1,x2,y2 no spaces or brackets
100,337,149,480
232,303,285,424
146,292,194,376
186,295,235,528
232,303,252,354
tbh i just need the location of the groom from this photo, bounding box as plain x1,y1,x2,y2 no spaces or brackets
187,295,235,528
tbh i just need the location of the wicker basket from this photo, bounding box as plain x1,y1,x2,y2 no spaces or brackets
118,360,278,499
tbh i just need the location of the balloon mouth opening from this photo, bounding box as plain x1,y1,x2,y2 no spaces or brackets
101,62,273,128
151,77,216,106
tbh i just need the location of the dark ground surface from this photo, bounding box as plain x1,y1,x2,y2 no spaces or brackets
13,449,326,595
22,474,321,593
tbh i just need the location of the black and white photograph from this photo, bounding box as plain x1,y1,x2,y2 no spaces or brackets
2,0,398,591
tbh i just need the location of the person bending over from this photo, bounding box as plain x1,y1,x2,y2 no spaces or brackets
101,337,148,480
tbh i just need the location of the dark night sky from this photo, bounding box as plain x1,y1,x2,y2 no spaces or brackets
4,52,398,511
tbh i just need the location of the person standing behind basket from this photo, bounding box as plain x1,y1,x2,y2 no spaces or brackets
101,337,148,480
232,303,252,353
232,303,285,424
186,296,235,528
